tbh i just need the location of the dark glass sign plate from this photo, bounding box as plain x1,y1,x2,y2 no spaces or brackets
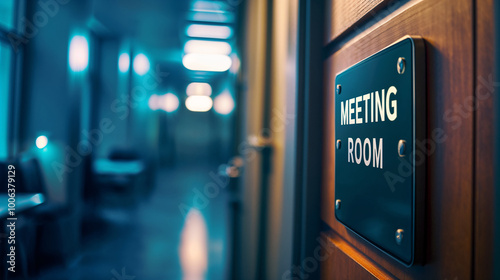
334,36,425,266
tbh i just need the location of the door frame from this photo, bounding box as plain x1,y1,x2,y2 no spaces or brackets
292,0,326,279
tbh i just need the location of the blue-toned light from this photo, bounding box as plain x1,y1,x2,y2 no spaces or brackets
186,24,232,39
118,53,130,73
69,35,89,72
214,91,235,115
133,53,150,76
94,158,144,175
0,0,15,29
30,193,45,204
36,135,48,149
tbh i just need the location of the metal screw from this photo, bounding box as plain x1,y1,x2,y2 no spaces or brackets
395,229,404,245
336,84,341,94
397,57,406,74
335,199,341,210
336,139,341,149
398,140,406,157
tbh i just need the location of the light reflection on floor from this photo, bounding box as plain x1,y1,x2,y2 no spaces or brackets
180,208,208,280
34,161,228,280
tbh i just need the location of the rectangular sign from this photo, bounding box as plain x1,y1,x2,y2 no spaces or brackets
334,36,426,266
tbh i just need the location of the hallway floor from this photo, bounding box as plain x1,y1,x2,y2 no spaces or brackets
35,161,230,280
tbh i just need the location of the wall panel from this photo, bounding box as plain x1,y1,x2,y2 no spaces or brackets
321,0,475,278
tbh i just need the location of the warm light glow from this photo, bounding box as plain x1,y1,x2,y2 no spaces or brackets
118,53,130,73
186,24,232,39
69,35,89,72
133,53,150,75
148,94,160,110
179,208,208,280
186,82,212,96
230,54,240,74
183,53,232,72
160,93,180,112
149,93,180,112
36,135,48,149
214,91,235,115
184,40,232,55
185,96,213,112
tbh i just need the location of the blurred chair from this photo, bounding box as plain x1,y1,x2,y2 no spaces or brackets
108,148,141,161
0,161,26,279
14,156,75,275
0,159,46,278
90,147,146,223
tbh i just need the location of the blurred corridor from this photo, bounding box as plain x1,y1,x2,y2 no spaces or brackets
1,0,499,279
1,1,247,279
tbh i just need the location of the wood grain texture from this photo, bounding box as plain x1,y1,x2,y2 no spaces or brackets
321,232,396,280
474,0,495,278
324,0,387,43
322,0,474,278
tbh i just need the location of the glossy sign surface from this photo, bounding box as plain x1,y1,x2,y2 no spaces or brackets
334,37,425,266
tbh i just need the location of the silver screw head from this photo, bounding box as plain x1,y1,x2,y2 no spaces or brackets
395,229,404,244
336,84,341,94
336,139,341,149
335,199,341,210
398,140,406,157
397,57,406,74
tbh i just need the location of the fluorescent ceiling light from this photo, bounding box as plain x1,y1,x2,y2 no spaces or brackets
192,1,229,12
148,94,160,110
149,93,180,113
118,53,130,73
189,11,234,23
36,135,48,149
186,82,212,96
214,91,235,115
160,93,180,112
182,53,232,72
185,96,213,112
69,35,89,72
133,53,150,76
184,40,232,55
186,24,232,39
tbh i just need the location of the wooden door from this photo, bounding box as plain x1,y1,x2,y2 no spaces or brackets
234,0,300,279
321,0,495,279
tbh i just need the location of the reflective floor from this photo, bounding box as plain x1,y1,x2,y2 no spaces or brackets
35,161,229,280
